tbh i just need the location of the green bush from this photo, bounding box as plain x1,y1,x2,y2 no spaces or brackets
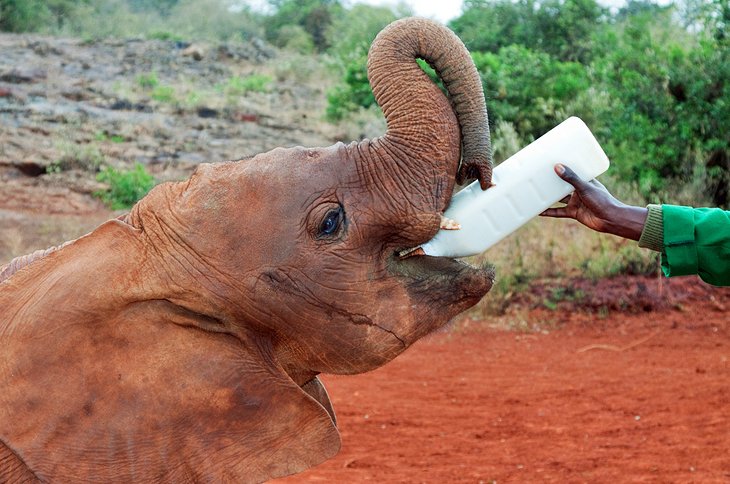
582,242,658,281
151,85,176,103
136,72,177,104
147,30,183,41
587,9,729,201
95,131,125,143
325,54,372,121
0,0,48,32
325,57,441,122
137,72,159,89
270,24,314,53
325,3,401,61
0,0,87,33
164,0,262,42
264,0,343,52
472,46,590,139
449,0,606,63
225,74,272,96
95,163,156,210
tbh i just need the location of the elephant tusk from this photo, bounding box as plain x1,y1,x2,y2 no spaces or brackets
397,216,460,259
440,215,461,230
398,247,426,259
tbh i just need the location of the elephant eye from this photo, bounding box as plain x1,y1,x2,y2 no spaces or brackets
318,205,344,238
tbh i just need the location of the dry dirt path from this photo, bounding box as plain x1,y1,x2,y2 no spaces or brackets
280,281,729,483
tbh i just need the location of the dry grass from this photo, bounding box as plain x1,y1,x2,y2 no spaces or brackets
0,213,109,266
465,215,659,320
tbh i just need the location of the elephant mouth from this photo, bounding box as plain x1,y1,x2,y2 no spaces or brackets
389,250,494,323
389,154,493,313
391,211,494,312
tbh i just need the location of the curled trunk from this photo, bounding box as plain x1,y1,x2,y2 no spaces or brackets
367,18,492,189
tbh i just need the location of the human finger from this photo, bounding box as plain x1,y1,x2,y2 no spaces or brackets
540,207,571,218
554,164,592,193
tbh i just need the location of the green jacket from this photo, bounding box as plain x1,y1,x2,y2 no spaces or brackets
639,205,730,286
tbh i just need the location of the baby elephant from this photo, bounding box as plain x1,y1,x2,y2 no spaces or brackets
0,18,493,481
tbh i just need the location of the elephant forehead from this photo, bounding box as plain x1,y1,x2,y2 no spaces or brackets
227,144,355,199
252,143,349,169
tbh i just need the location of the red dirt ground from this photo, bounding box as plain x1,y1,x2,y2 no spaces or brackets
279,276,729,483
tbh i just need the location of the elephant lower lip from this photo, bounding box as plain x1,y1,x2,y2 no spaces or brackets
390,253,494,302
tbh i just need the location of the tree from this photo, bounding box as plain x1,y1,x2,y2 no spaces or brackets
450,0,606,62
326,3,405,60
0,0,48,32
264,0,343,51
591,5,729,203
473,45,590,138
535,0,607,62
449,0,540,53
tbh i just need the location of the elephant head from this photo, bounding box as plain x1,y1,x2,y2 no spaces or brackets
0,18,493,482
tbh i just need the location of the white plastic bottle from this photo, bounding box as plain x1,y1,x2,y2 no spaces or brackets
420,117,610,258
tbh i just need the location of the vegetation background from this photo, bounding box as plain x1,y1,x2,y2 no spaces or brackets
1,0,727,316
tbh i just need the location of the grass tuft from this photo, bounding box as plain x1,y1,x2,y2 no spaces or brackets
94,163,157,210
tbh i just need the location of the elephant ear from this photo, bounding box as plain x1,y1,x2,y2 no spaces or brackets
0,276,340,481
303,376,337,425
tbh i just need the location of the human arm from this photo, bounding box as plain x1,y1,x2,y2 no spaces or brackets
541,163,730,286
540,164,648,241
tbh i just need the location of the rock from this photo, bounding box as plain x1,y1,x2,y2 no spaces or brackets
29,40,62,56
61,88,90,102
0,68,47,84
182,45,204,61
177,152,207,164
196,107,218,118
216,40,275,63
14,161,47,177
109,99,151,112
237,113,259,123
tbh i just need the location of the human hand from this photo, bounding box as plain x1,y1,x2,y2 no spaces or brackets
540,164,648,241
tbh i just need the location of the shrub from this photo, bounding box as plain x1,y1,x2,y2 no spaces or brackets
225,74,272,96
264,0,343,52
325,57,441,122
136,72,177,104
325,54,372,121
147,30,183,41
165,0,262,42
95,131,125,143
472,46,590,140
50,140,104,173
270,24,314,54
325,3,401,62
95,163,156,210
450,0,607,63
0,0,87,33
137,72,159,89
0,0,48,32
151,85,176,103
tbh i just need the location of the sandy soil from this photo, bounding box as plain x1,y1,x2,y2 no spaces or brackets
279,278,729,483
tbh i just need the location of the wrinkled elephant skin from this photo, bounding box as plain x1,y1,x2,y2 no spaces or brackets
0,18,493,481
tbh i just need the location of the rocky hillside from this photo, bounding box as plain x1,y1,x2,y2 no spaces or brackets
0,33,370,262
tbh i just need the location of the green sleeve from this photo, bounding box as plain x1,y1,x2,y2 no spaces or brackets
660,205,730,286
638,204,663,252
